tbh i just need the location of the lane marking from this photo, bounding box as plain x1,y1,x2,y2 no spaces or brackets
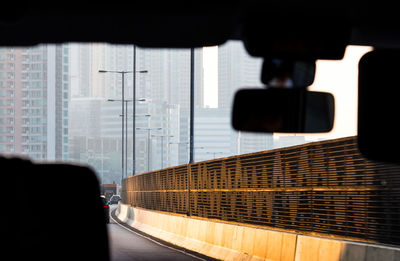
110,211,208,261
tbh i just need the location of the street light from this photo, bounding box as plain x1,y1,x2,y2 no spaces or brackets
168,142,187,167
168,143,204,164
107,99,150,178
193,146,205,162
99,70,130,182
152,134,174,169
134,114,151,118
132,45,149,176
99,69,147,181
206,151,224,159
136,127,162,172
107,99,131,179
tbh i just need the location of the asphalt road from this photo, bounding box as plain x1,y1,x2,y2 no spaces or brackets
108,206,209,261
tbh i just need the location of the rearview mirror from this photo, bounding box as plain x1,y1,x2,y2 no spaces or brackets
232,88,335,133
262,59,316,88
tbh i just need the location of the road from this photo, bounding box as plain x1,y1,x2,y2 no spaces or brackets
108,205,208,261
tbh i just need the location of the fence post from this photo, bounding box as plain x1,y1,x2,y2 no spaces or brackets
187,163,191,217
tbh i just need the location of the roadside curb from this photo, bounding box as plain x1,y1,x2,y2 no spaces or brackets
111,208,219,261
114,204,400,261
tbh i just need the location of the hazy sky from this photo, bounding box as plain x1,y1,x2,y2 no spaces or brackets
202,45,373,139
203,46,218,108
307,45,372,139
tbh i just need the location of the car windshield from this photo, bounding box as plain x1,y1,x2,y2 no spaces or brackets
0,42,370,174
5,41,392,260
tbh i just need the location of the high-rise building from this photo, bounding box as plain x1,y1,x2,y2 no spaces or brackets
70,43,147,100
48,45,70,161
133,48,204,170
68,45,207,176
218,41,263,109
217,41,274,154
194,108,236,162
68,97,122,183
70,43,108,98
135,48,203,108
0,44,69,161
0,48,18,155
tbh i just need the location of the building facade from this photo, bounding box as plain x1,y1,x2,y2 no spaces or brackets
218,41,263,109
217,41,273,155
0,45,69,161
194,108,236,162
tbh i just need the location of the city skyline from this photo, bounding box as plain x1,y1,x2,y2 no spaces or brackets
0,41,367,185
67,41,274,183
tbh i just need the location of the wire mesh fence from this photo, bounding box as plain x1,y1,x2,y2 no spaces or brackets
121,136,400,245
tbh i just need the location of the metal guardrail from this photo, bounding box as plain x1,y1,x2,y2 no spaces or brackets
122,136,400,246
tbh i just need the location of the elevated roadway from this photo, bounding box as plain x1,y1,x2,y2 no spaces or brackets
118,137,400,261
108,205,214,261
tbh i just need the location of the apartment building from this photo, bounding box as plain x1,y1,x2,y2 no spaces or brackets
0,45,69,161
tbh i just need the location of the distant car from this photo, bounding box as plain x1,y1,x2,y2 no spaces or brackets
108,195,121,205
101,196,110,223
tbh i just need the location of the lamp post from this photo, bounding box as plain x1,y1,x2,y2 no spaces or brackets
99,69,147,181
152,134,174,169
133,45,148,176
193,146,205,162
189,48,195,164
168,142,204,165
136,127,162,172
169,141,188,166
107,98,148,177
107,99,129,179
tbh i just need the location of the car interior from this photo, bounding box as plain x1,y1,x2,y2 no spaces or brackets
2,1,400,260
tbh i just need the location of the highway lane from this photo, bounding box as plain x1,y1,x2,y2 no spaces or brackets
108,205,208,261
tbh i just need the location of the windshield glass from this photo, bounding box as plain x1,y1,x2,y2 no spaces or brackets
0,42,371,184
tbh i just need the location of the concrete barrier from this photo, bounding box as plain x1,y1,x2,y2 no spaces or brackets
116,204,400,261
